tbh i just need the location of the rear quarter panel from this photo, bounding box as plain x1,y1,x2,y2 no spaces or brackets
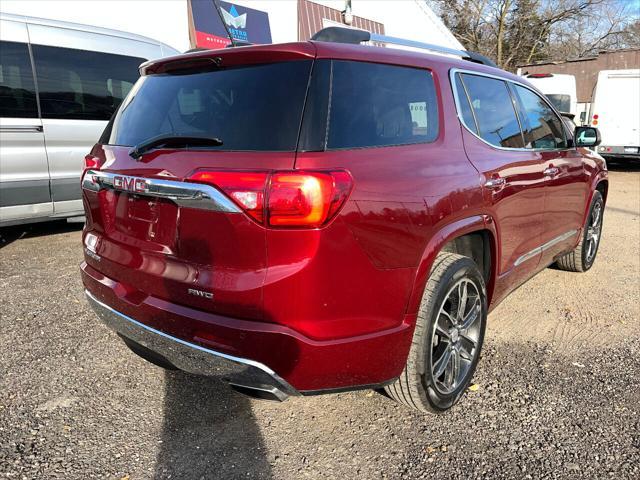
292,57,485,336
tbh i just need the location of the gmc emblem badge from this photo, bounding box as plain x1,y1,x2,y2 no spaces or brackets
113,175,147,193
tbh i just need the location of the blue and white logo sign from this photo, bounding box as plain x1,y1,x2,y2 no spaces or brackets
221,4,249,41
190,0,272,48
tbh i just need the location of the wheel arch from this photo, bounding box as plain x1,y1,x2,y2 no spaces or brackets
406,215,499,316
596,178,608,204
582,172,608,227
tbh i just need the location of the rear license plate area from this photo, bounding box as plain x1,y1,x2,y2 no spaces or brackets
127,195,158,222
114,193,178,248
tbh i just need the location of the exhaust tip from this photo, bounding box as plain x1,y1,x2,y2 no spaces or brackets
229,383,288,402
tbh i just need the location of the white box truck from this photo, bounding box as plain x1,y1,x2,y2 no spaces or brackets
590,69,640,160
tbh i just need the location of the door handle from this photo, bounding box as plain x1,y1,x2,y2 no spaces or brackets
484,177,506,189
0,125,43,133
544,166,560,177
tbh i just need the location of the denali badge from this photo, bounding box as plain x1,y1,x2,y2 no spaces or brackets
84,247,101,262
113,175,147,193
188,288,214,300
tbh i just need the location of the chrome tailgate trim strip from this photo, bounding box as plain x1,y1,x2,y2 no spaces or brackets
82,170,241,212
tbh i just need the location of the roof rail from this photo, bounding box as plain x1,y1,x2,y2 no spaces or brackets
311,26,497,68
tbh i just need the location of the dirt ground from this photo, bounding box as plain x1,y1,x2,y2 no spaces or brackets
1,164,638,479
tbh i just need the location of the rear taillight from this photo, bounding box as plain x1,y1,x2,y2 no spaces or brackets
189,170,353,228
81,154,105,183
84,154,102,170
190,170,269,223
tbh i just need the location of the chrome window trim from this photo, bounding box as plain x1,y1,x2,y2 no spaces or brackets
449,68,569,152
514,229,578,267
81,169,241,213
455,73,480,134
505,80,528,148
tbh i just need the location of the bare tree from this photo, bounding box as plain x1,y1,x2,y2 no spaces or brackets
428,0,640,70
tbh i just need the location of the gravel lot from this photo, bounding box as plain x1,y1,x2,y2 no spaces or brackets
1,165,638,479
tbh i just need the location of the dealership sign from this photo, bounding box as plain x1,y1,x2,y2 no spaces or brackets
188,0,272,49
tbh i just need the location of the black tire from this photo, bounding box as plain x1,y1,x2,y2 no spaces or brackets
385,253,487,413
555,191,604,272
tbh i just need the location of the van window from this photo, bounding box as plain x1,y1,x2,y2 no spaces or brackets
107,61,313,151
512,85,567,149
545,94,571,114
327,61,438,149
0,41,38,118
31,45,144,121
459,74,524,149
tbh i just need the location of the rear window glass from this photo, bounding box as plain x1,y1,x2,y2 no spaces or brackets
327,61,438,149
108,61,313,151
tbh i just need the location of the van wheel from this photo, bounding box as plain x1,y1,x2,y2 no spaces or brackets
385,253,487,413
555,191,604,272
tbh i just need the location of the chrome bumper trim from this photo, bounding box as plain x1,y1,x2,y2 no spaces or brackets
81,170,241,212
85,290,298,401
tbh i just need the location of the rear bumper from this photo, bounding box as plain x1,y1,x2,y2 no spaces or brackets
86,290,298,401
597,145,640,159
82,261,414,393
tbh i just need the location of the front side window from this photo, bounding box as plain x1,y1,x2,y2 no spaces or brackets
32,45,144,121
459,74,524,148
0,41,38,118
327,61,439,149
512,85,567,149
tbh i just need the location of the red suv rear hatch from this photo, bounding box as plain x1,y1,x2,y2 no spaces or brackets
82,46,317,321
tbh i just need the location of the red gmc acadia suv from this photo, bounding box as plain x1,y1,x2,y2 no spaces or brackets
80,28,607,412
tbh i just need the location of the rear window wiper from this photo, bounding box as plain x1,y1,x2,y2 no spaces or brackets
129,134,223,160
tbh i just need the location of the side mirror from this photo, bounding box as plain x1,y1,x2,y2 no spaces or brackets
574,126,601,147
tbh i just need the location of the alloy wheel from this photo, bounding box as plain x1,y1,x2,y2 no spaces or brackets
585,200,603,264
430,278,482,395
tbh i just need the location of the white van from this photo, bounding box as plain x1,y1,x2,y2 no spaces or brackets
589,69,640,160
522,73,578,118
0,13,179,226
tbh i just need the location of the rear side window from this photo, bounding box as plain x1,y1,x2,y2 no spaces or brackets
512,85,567,149
327,61,438,149
108,61,313,151
32,45,144,120
459,73,524,149
0,41,38,118
454,73,477,135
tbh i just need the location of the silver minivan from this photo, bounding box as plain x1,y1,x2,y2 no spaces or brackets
0,13,179,226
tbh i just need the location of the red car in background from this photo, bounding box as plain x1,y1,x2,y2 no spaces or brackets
80,28,607,412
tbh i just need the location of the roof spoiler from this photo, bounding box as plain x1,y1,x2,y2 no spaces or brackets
311,26,498,68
